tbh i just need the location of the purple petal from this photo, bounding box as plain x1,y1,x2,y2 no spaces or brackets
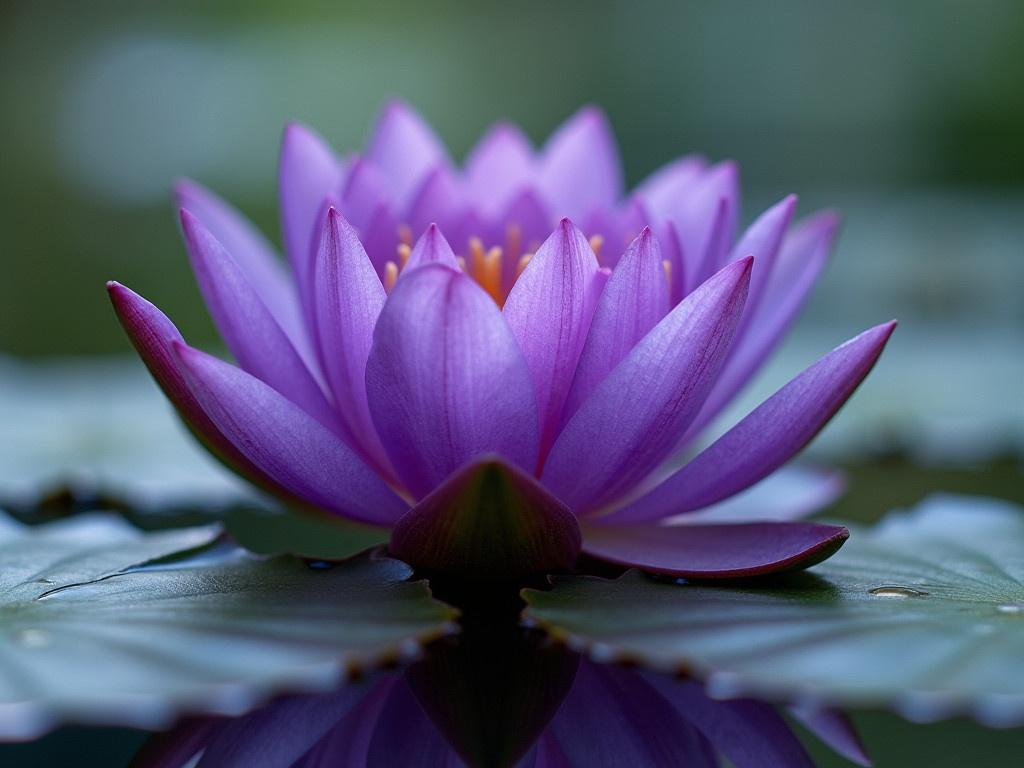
642,673,817,767
679,466,845,524
366,264,539,498
670,162,739,294
728,194,798,322
788,704,872,767
406,166,467,247
542,258,752,513
179,210,341,434
106,282,286,497
365,680,464,767
634,154,707,215
173,343,407,525
613,321,896,522
339,157,391,229
389,457,581,579
311,209,393,475
403,223,461,273
581,520,848,578
502,219,602,462
539,107,623,222
494,188,554,290
359,202,402,278
278,123,343,311
684,211,842,442
549,661,717,767
561,228,670,423
173,179,307,358
464,122,536,214
365,99,449,210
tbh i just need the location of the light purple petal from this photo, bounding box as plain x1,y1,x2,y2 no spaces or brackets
678,466,845,525
278,123,343,311
728,194,797,322
312,208,394,476
366,264,539,499
464,122,536,214
174,343,407,525
681,210,841,445
539,106,623,222
667,161,739,294
542,257,752,513
561,228,670,423
403,223,461,273
788,704,872,767
614,321,896,522
173,179,307,356
365,99,449,210
179,210,341,434
339,157,392,230
494,188,554,291
634,154,707,215
642,673,817,767
406,166,467,247
581,520,848,578
106,282,287,497
549,661,717,767
359,202,402,278
502,219,602,462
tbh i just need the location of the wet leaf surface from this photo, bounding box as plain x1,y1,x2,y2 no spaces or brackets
524,495,1024,726
0,514,455,739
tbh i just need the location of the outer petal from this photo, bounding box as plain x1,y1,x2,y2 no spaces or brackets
684,210,841,440
542,258,752,513
173,343,407,525
403,223,461,273
366,264,539,499
312,209,392,474
539,106,623,222
278,123,343,311
365,99,449,209
389,458,581,580
464,122,536,214
173,180,306,355
180,210,340,434
106,282,286,497
580,520,849,578
561,228,669,423
613,321,896,522
502,219,602,461
642,673,817,768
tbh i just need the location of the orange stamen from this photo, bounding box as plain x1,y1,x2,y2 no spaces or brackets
384,261,399,292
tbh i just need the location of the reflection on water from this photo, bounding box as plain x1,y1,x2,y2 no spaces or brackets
133,624,844,767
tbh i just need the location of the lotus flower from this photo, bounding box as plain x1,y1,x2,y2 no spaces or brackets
108,101,894,580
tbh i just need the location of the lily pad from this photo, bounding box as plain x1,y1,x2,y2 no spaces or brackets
0,513,456,739
523,495,1024,726
223,506,389,560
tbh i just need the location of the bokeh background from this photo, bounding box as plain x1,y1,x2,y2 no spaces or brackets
1,1,1023,765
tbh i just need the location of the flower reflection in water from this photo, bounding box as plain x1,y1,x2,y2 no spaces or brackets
135,627,867,767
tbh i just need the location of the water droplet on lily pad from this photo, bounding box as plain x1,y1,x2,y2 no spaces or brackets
869,585,929,598
996,603,1024,615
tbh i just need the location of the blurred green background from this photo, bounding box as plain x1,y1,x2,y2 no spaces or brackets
1,1,1023,765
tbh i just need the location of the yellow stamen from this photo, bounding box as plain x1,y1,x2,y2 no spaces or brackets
478,246,503,304
384,261,399,292
468,237,486,277
589,234,604,259
515,253,533,279
397,243,411,268
456,255,467,272
662,259,672,289
397,225,413,247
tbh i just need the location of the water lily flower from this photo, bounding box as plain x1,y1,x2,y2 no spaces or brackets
108,102,894,580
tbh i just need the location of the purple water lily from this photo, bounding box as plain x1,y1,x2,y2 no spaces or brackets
109,101,894,579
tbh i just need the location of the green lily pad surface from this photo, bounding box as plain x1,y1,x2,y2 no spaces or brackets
524,495,1024,726
0,513,456,739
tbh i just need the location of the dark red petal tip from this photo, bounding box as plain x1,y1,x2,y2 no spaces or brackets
389,457,582,581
